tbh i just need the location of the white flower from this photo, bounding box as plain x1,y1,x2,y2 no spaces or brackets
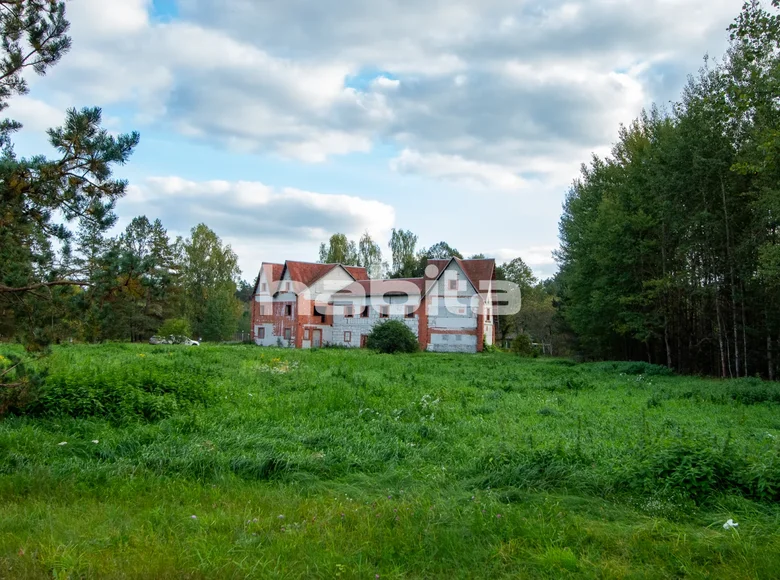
92,440,99,444
58,441,67,446
723,519,739,530
277,514,285,519
191,515,197,519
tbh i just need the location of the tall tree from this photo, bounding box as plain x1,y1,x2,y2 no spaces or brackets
180,224,241,341
358,232,384,278
388,229,418,278
318,233,359,265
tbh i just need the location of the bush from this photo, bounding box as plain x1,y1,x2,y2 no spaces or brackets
511,334,538,357
365,320,419,354
18,355,217,423
158,318,192,338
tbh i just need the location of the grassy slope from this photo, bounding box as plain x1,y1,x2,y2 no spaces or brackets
1,344,779,579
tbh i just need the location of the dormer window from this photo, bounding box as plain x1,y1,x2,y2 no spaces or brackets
448,279,457,291
285,304,292,316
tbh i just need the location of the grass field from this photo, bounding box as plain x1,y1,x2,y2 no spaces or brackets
1,344,780,579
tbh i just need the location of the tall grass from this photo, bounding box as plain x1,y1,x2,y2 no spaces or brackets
1,344,779,578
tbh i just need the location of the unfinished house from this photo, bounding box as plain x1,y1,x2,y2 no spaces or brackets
251,258,496,353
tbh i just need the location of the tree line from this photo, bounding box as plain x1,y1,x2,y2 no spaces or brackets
556,0,780,378
0,2,248,347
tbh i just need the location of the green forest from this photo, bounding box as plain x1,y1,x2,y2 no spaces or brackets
557,1,780,378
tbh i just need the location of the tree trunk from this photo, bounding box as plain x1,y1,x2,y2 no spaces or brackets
721,175,740,378
767,310,774,381
716,293,727,378
741,283,748,377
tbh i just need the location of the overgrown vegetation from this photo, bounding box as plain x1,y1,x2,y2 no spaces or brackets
1,345,779,578
365,320,419,354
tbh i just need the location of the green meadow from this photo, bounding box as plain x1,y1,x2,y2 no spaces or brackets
1,344,779,579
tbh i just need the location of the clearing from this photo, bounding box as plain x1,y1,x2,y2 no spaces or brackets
1,344,779,578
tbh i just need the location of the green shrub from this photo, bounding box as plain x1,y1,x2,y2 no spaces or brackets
629,440,744,503
365,320,419,354
511,334,538,357
20,355,217,423
158,318,192,338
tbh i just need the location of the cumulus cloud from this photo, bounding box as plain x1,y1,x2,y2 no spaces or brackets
121,176,395,242
33,0,739,182
117,176,396,278
390,149,528,191
490,246,559,279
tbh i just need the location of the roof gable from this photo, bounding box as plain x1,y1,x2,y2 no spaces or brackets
422,257,495,300
275,261,368,294
253,262,284,294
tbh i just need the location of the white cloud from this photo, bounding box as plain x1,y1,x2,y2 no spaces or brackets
490,246,559,278
4,96,65,133
31,0,740,176
390,149,528,191
122,176,394,242
119,176,396,278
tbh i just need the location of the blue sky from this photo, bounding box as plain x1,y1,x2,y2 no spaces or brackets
6,0,739,281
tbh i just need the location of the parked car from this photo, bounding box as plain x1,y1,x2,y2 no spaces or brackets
149,335,200,346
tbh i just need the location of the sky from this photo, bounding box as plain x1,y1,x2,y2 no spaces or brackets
6,0,742,281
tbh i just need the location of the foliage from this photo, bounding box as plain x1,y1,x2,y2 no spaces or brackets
318,233,358,265
364,320,419,353
556,1,780,378
318,232,386,278
158,318,192,338
3,345,216,422
387,228,419,278
511,333,536,357
180,224,241,342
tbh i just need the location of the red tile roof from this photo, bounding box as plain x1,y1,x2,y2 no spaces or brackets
456,258,496,296
285,261,337,287
335,278,425,297
344,266,369,281
259,261,370,293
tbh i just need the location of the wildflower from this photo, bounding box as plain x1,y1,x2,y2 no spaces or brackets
723,519,739,530
191,515,197,519
58,441,67,446
496,514,502,519
92,440,99,444
278,514,285,519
